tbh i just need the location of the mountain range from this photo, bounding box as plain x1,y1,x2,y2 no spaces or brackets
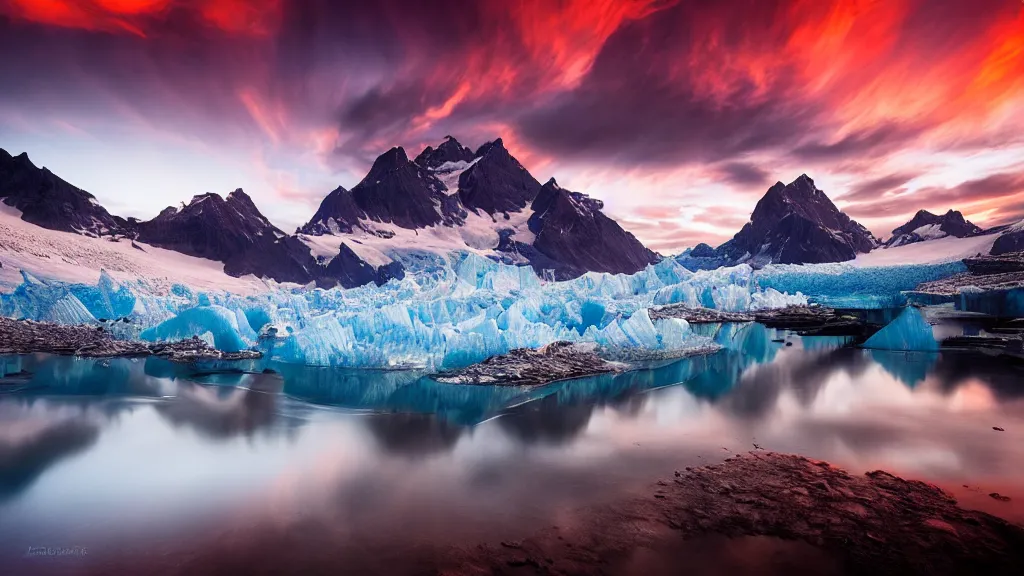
1,143,1011,287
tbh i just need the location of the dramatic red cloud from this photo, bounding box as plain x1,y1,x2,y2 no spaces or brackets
1,0,1022,249
1,0,280,35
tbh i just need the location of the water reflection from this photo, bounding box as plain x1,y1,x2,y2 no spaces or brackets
1,321,1023,567
0,415,99,502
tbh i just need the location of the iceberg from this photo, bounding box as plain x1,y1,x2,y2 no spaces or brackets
862,307,938,352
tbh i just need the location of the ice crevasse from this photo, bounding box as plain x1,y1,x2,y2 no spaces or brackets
1,251,959,369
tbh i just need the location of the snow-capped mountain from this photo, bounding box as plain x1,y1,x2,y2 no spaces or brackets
884,209,982,248
0,147,130,236
298,137,658,280
135,189,325,285
712,174,878,266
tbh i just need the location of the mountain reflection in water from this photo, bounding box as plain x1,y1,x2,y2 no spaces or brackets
1,322,1023,570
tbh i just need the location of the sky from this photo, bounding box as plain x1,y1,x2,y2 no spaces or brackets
1,0,1022,254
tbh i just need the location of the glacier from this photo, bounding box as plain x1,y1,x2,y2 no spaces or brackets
755,261,968,309
0,250,970,369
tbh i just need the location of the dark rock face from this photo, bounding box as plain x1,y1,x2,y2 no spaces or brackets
319,242,405,288
302,146,462,233
885,209,983,247
413,135,474,169
298,186,364,235
520,179,658,279
716,175,877,266
991,223,1024,256
136,189,321,284
0,148,127,236
457,138,542,215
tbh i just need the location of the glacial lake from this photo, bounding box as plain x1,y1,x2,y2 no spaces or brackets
1,323,1023,574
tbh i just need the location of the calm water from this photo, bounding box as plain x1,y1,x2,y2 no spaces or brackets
1,323,1023,573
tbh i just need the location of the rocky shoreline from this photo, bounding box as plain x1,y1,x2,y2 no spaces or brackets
0,317,261,362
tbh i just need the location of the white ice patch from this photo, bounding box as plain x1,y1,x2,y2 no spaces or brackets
910,223,947,240
302,206,537,266
853,233,997,267
298,233,394,268
430,158,479,193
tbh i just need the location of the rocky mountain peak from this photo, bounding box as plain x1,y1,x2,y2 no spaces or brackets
0,147,125,236
457,137,540,215
366,146,411,179
414,136,474,168
716,175,877,266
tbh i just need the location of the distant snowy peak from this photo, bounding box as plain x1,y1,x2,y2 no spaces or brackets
136,188,325,284
413,135,475,169
0,147,128,236
884,209,983,248
715,174,878,266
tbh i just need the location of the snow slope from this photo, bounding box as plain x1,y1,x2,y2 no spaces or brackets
851,233,996,267
0,204,273,294
297,208,536,267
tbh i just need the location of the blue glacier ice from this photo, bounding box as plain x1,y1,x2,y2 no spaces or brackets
755,261,967,308
0,250,973,369
140,305,256,353
862,307,938,352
